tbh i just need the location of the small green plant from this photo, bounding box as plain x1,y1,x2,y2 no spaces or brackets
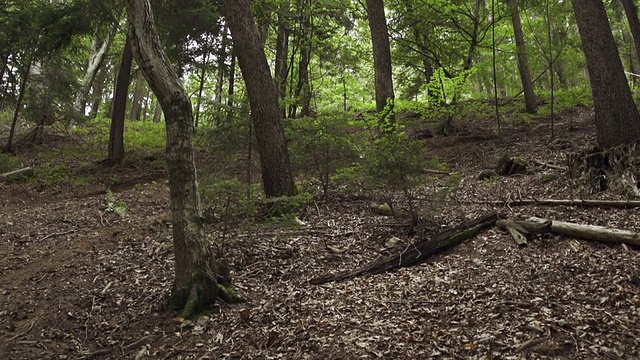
287,113,365,197
106,189,127,218
264,192,313,221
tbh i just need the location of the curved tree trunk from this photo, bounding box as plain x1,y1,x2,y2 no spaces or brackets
509,0,537,114
108,36,133,165
572,0,640,149
221,0,297,198
124,0,232,318
366,0,395,127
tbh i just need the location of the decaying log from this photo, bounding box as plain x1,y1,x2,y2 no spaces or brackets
0,167,34,182
310,212,497,285
529,217,640,247
496,218,552,246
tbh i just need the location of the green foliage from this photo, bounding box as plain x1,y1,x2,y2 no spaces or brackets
364,130,425,193
106,189,127,218
287,113,365,196
124,120,166,152
264,192,313,225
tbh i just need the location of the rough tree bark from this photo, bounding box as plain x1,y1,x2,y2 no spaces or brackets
508,0,537,114
124,0,238,318
367,0,395,126
108,36,133,165
572,0,640,149
220,0,297,198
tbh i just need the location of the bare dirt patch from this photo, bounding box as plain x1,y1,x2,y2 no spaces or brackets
1,108,639,359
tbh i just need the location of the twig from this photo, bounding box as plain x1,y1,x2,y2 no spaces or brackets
532,159,566,171
516,336,548,352
38,229,75,242
6,320,35,342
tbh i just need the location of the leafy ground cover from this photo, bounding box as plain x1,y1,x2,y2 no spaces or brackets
1,106,639,359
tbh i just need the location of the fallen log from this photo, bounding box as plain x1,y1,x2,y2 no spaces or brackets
529,217,640,247
0,167,34,182
496,218,552,246
465,199,640,209
310,212,497,285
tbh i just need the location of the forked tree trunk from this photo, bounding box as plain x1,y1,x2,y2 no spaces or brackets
125,0,230,318
572,0,640,148
221,0,297,198
366,0,395,127
108,36,133,165
509,0,537,114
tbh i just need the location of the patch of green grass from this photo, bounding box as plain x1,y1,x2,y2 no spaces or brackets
74,176,94,187
0,153,22,174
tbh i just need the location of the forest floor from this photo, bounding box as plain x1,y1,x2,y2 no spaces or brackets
1,106,640,359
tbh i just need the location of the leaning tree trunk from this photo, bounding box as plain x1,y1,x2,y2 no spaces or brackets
3,61,31,153
124,0,227,318
366,0,395,127
221,0,297,198
75,33,112,116
572,0,640,149
509,0,537,114
108,36,133,165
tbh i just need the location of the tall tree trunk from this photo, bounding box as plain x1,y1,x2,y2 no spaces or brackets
293,0,312,118
221,0,297,198
130,69,145,121
89,62,110,119
366,0,395,126
108,36,133,165
621,0,640,65
554,60,571,90
227,48,235,111
572,0,640,149
215,25,228,105
275,4,290,118
125,0,231,319
3,61,31,153
194,51,209,128
75,33,112,116
152,98,162,123
509,0,537,113
464,0,484,71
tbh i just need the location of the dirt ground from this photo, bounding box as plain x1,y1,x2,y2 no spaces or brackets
1,108,639,359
